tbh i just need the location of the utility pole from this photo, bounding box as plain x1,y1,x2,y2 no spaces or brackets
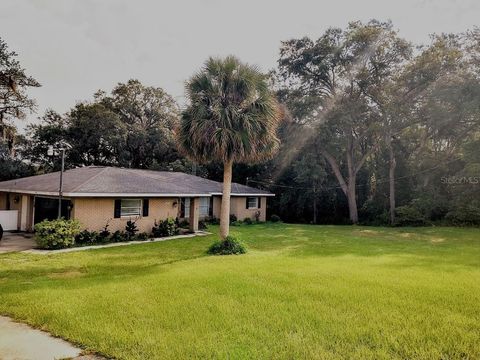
58,148,65,219
48,146,66,219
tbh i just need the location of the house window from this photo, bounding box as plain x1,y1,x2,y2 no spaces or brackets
180,197,210,218
182,198,190,218
199,197,210,217
121,199,142,217
247,197,258,209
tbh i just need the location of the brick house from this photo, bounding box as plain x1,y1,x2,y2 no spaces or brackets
0,166,273,232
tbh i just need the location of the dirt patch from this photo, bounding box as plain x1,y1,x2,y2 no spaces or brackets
399,233,415,238
430,237,446,243
353,229,381,237
359,229,379,234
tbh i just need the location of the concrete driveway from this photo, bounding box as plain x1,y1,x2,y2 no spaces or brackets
0,316,81,360
0,233,37,253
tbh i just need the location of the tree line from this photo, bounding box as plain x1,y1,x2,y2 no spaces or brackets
1,20,479,226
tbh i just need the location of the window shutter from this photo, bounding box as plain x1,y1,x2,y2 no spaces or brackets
209,197,213,217
258,197,261,209
114,199,121,218
246,197,249,209
143,199,149,217
180,198,185,218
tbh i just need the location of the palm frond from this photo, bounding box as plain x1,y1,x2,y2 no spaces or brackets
177,56,282,164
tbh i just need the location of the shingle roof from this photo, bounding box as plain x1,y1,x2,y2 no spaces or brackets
0,166,274,197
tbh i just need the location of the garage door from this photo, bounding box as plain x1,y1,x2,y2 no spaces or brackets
34,197,72,224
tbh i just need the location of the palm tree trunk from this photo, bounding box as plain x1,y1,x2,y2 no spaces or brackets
220,159,233,240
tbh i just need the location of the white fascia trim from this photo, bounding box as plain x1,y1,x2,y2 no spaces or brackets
0,189,212,198
0,189,61,196
0,189,275,197
210,192,275,197
65,193,212,197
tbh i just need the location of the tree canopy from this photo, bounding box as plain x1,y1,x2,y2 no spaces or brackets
177,56,283,239
2,24,480,227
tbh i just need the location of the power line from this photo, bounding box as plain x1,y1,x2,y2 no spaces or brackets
248,151,473,193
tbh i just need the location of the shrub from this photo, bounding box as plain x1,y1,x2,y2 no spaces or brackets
445,206,480,226
206,217,220,225
178,219,189,228
411,197,450,222
207,236,246,255
98,220,111,241
125,219,138,240
229,214,237,224
270,214,281,223
152,218,178,237
35,219,81,250
136,232,150,241
110,230,127,243
243,217,253,225
75,230,99,246
199,220,208,230
394,206,427,227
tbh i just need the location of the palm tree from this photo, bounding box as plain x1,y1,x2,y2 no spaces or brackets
177,56,282,240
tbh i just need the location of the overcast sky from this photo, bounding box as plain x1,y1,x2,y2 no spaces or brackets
1,0,480,130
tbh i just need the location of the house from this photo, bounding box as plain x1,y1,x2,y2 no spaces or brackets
0,166,274,233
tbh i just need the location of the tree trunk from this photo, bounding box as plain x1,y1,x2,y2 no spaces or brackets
313,185,317,224
388,142,396,225
346,151,359,224
322,150,359,224
347,181,359,224
219,159,233,240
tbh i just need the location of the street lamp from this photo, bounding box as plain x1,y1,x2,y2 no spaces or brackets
47,145,67,219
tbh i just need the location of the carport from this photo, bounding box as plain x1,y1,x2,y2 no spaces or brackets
33,197,71,224
0,193,34,232
0,210,18,231
0,233,36,253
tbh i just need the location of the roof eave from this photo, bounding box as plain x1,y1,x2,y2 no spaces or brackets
210,192,275,197
0,189,275,197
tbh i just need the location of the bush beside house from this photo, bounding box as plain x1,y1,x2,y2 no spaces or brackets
34,217,183,250
35,219,81,249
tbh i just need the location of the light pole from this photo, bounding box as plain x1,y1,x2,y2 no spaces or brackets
47,145,66,219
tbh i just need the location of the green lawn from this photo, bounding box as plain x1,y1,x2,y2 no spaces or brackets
0,224,479,359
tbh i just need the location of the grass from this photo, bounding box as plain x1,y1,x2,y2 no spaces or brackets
0,224,479,359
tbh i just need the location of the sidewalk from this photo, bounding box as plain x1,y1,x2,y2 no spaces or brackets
24,231,210,254
0,315,81,360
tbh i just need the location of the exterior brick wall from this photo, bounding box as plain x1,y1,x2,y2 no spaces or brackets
72,197,179,233
0,192,270,232
230,196,267,222
211,196,267,221
212,196,222,218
